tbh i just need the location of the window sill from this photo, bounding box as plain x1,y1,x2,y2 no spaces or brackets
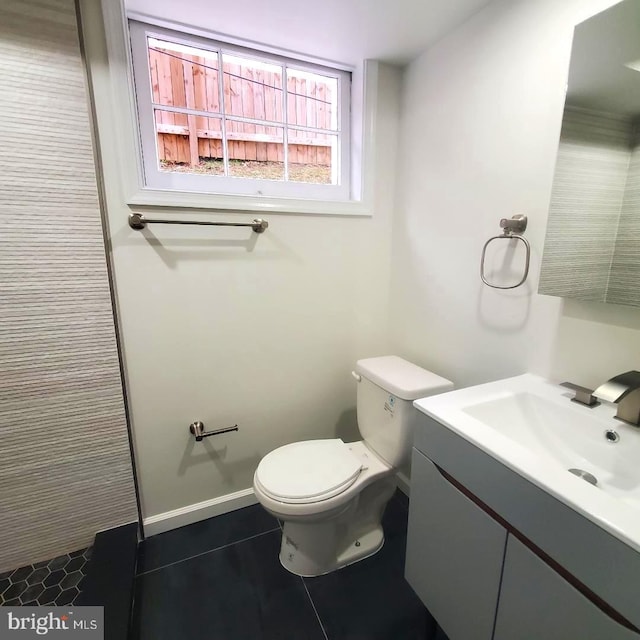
127,188,372,216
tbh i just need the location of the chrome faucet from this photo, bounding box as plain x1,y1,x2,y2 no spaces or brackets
594,371,640,426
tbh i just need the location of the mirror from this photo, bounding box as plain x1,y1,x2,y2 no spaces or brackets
539,0,640,307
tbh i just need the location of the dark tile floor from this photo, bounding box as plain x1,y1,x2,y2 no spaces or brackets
132,490,449,640
0,547,92,606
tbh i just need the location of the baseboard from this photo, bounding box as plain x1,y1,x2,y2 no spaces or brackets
143,487,258,537
396,471,411,497
144,475,408,537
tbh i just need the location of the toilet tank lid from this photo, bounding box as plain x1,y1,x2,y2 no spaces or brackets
355,356,453,400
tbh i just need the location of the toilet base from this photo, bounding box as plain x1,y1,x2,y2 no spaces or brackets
279,523,385,577
277,477,396,577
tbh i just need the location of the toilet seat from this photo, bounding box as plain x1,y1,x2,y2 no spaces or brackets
254,439,364,504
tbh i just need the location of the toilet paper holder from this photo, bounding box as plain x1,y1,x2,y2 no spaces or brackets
189,420,239,441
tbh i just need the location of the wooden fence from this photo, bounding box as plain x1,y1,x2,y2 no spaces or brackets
149,46,335,166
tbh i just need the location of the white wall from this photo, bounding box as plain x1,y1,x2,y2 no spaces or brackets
389,0,640,394
82,2,401,525
84,0,640,528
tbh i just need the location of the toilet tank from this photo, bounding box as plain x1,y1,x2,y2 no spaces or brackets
354,356,453,467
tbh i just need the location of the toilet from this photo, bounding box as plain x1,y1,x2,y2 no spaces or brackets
253,355,453,577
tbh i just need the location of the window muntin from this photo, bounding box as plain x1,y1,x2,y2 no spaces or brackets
130,22,351,199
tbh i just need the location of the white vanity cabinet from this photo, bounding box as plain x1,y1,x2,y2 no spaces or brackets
406,416,640,640
406,450,507,640
494,536,640,640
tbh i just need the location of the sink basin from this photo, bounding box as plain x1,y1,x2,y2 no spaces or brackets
414,374,640,552
464,391,640,497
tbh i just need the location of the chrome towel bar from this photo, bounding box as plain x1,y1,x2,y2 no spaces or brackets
128,213,268,233
480,214,530,290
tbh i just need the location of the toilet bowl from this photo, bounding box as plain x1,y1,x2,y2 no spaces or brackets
254,439,396,576
253,355,453,577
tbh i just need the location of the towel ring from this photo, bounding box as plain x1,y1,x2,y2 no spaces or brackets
480,215,530,290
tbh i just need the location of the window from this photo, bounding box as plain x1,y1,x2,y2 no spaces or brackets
129,21,351,201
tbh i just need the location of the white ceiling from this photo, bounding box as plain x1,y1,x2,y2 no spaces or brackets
124,0,491,66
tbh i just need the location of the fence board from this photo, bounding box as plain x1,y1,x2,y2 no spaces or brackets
198,137,210,158
157,50,176,162
169,56,186,117
296,77,305,128
169,56,189,163
242,68,257,160
318,83,326,130
274,71,283,129
254,69,266,121
156,50,172,112
192,53,208,158
156,50,177,161
150,54,160,105
256,141,267,162
183,56,200,166
203,56,220,159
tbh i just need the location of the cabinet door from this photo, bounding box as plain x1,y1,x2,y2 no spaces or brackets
405,449,507,640
494,535,640,640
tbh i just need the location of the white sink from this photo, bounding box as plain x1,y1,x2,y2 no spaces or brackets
414,374,640,552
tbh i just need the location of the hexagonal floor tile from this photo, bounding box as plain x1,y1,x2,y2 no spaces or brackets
3,581,28,601
64,557,85,574
0,547,91,606
26,567,50,585
20,583,45,604
44,570,65,588
47,555,70,572
10,567,32,583
39,585,62,605
55,588,79,606
60,572,83,590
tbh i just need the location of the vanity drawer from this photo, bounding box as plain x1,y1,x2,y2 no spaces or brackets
494,535,640,640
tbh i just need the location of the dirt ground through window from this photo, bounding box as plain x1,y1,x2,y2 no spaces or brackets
160,159,331,184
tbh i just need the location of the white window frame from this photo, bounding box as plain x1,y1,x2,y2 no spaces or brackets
85,0,378,216
129,21,351,201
